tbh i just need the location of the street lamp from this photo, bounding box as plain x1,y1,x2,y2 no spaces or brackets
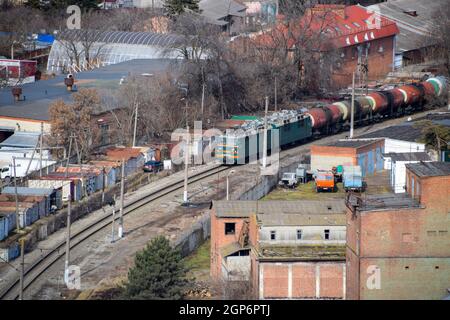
226,169,236,200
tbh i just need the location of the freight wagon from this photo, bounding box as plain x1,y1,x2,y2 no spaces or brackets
216,77,447,164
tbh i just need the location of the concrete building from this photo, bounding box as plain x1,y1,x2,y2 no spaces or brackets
310,139,384,177
383,152,431,193
345,161,450,300
211,200,348,299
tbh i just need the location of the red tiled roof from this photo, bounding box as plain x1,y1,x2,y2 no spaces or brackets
253,5,399,51
105,147,142,161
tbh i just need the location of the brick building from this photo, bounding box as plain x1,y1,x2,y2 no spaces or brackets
244,4,399,89
345,161,450,299
310,139,384,176
210,200,347,299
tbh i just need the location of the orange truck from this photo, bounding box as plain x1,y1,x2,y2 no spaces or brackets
314,170,336,192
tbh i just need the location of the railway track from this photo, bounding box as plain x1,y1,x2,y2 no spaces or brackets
0,106,444,300
0,164,229,300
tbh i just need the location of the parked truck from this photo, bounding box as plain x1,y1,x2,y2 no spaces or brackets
342,165,363,192
314,170,336,192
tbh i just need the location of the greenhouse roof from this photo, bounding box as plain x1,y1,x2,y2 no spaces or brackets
56,29,182,47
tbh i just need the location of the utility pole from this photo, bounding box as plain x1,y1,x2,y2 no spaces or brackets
19,238,24,300
64,189,71,286
274,77,278,112
262,96,269,168
111,194,116,243
201,83,205,128
13,156,20,232
350,72,355,139
183,99,189,205
39,122,43,177
118,159,125,238
132,101,139,148
101,166,105,206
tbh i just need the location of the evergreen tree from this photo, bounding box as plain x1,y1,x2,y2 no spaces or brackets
163,0,201,18
123,236,189,300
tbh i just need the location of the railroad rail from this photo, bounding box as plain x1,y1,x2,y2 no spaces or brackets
0,164,229,300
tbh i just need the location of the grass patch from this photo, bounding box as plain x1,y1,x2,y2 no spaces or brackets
263,181,345,201
184,239,211,274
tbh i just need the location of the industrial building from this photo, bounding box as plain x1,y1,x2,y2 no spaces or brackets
310,139,384,177
345,161,450,299
211,200,348,299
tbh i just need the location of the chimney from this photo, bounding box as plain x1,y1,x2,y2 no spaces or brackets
64,73,74,91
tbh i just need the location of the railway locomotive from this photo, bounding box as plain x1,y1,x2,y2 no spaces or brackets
215,76,447,164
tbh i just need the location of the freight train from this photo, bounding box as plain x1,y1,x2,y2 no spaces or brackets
215,76,447,164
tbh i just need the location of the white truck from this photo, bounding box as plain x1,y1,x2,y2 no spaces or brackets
0,158,56,183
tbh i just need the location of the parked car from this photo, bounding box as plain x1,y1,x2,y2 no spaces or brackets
279,172,300,188
143,160,163,173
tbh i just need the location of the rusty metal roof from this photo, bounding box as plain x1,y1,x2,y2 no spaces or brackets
406,161,450,177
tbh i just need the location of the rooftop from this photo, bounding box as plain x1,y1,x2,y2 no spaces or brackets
199,0,247,25
0,131,40,148
406,161,450,177
366,0,447,53
347,192,421,212
256,244,346,261
322,139,381,148
0,59,172,121
383,152,431,162
213,200,346,222
1,186,56,196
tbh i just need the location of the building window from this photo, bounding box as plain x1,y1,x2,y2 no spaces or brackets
270,230,276,240
324,229,330,240
225,223,235,235
297,229,302,240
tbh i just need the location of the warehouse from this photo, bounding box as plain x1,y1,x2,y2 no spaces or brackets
310,139,384,177
210,200,348,299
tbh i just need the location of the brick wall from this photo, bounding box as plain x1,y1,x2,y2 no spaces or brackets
332,36,395,88
210,210,248,279
258,261,345,299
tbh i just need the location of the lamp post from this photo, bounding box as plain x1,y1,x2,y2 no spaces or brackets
226,169,236,201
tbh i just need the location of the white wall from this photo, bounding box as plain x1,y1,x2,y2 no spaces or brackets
259,225,346,243
0,118,51,133
391,159,431,193
383,139,426,170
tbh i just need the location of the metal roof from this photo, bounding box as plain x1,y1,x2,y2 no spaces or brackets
199,0,247,25
356,123,423,142
405,161,450,177
366,0,447,53
57,30,181,47
2,186,56,196
383,152,431,162
0,131,40,148
347,192,421,212
0,59,172,121
323,139,382,148
213,200,346,224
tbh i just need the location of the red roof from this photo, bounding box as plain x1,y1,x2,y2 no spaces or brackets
252,5,399,51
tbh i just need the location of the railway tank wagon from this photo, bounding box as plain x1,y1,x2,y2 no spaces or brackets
215,76,447,164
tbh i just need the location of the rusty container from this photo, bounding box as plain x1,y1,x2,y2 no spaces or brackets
397,84,422,106
355,96,371,117
366,92,389,114
306,107,328,129
323,104,342,125
331,101,350,121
